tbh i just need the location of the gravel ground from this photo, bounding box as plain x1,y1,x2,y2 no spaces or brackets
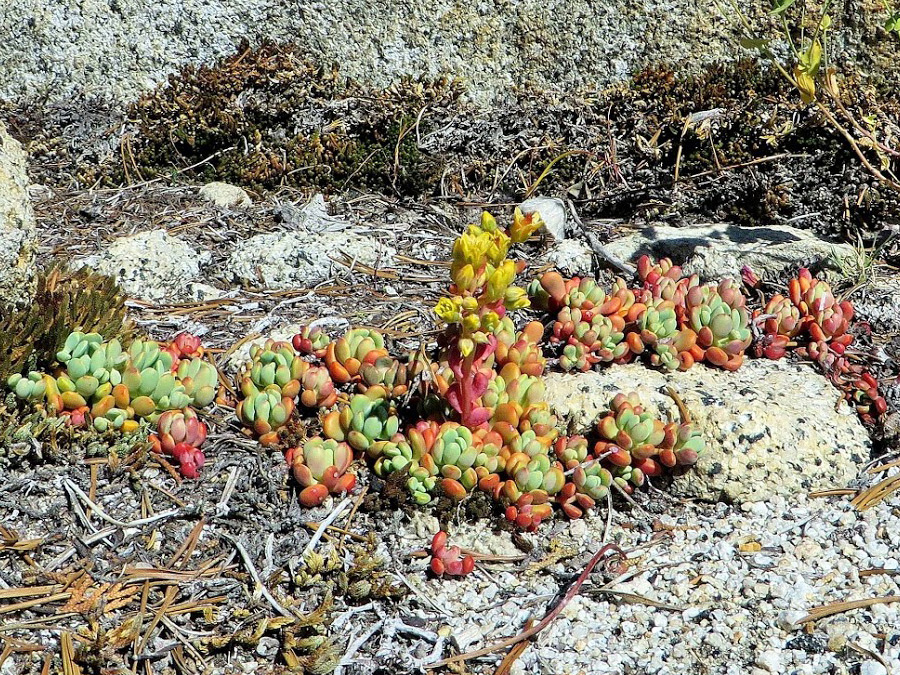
384,488,900,675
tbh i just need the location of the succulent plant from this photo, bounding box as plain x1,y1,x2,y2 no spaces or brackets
684,283,751,370
236,388,295,446
406,460,440,505
493,320,545,377
162,332,204,366
429,531,475,577
241,340,304,399
504,494,553,532
168,443,207,479
299,365,338,409
556,461,613,519
358,356,409,398
292,325,331,358
368,436,418,477
421,423,480,500
637,255,682,287
851,371,888,421
176,358,218,408
573,462,613,500
527,271,570,313
761,294,803,339
322,392,400,452
502,451,565,504
626,300,698,371
126,338,176,373
788,269,854,346
593,392,704,489
325,328,388,384
150,408,208,455
504,428,554,460
558,342,591,372
553,435,589,470
552,310,629,368
7,372,51,403
287,437,356,507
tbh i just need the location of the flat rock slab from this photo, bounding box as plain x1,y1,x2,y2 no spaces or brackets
0,120,36,310
227,230,396,290
543,359,869,503
604,222,855,282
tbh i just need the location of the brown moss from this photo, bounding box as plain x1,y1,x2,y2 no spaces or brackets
120,40,460,194
47,41,897,237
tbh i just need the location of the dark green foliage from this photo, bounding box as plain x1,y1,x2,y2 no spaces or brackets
0,265,131,378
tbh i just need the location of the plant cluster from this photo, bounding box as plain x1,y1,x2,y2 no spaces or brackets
6,212,888,540
6,330,216,477
530,255,752,373
232,212,710,533
124,40,460,193
0,266,130,379
749,266,887,423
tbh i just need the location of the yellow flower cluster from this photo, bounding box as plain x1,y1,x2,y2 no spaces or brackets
434,209,544,355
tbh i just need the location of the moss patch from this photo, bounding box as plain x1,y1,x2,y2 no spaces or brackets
119,41,460,194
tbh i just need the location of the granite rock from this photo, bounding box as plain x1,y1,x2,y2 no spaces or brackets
0,120,36,310
543,359,869,503
604,222,855,282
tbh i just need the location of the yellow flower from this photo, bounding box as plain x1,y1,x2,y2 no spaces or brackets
434,297,461,323
480,211,498,233
485,230,511,267
480,311,500,333
458,338,475,357
485,259,516,302
461,296,479,312
503,286,530,311
453,228,491,268
451,263,476,291
510,207,544,244
463,313,481,333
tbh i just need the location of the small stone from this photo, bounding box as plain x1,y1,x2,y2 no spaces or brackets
544,239,593,276
199,181,252,208
256,637,279,658
519,196,566,240
860,661,888,675
227,230,396,290
85,229,211,303
755,649,781,672
776,610,806,631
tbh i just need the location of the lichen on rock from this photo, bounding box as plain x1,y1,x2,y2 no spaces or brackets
227,230,396,290
0,120,36,311
82,229,212,304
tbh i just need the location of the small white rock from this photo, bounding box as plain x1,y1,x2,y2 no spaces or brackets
519,196,567,240
199,181,252,208
755,649,781,672
859,661,888,675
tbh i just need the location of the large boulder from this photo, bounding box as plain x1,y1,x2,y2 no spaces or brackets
604,222,856,282
543,360,869,503
0,2,894,108
0,120,36,311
